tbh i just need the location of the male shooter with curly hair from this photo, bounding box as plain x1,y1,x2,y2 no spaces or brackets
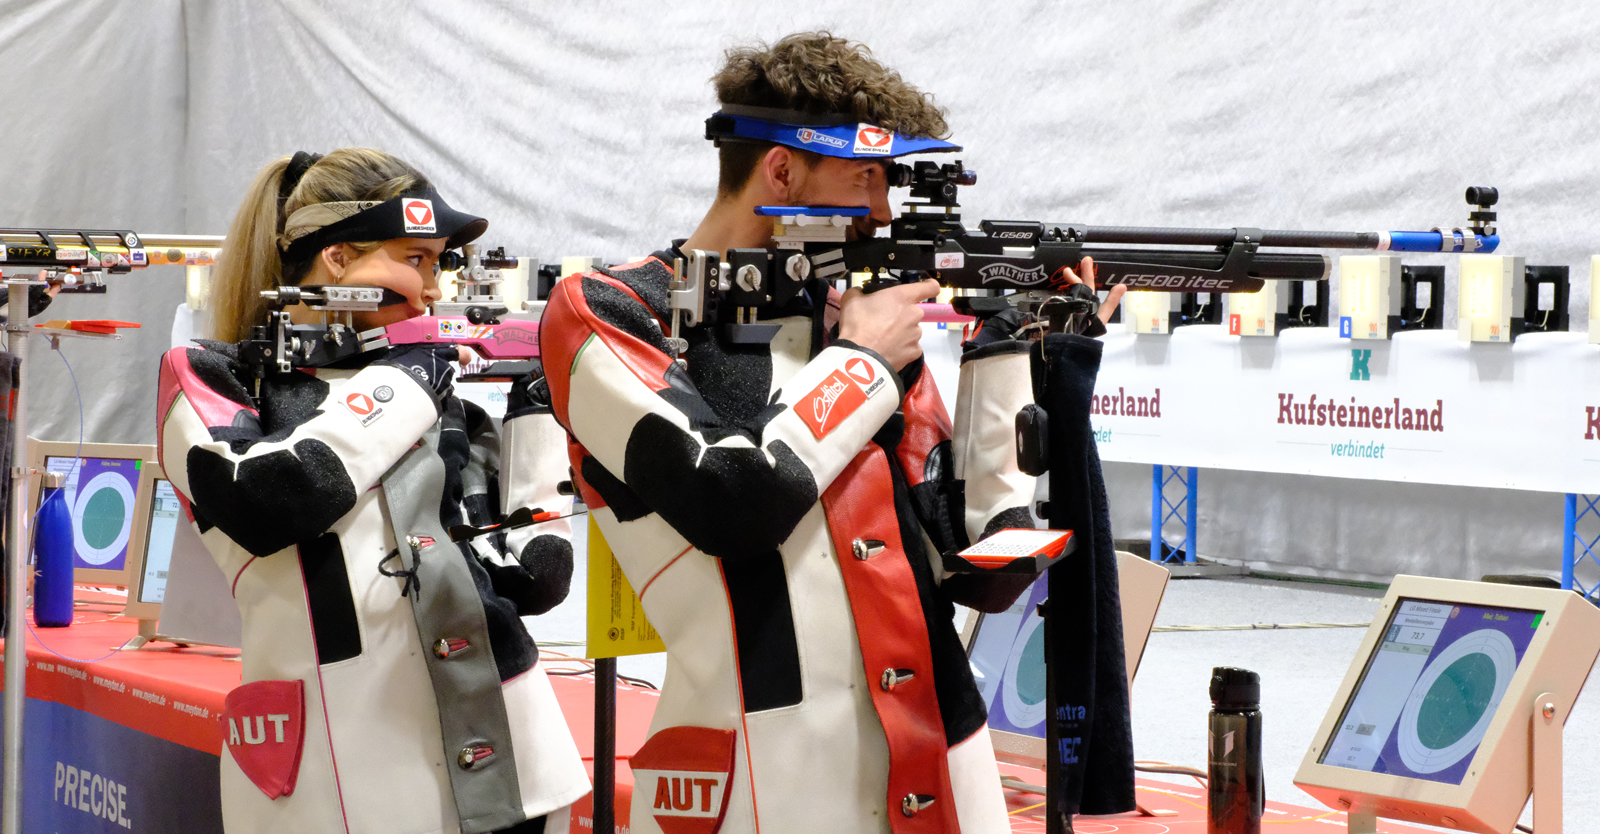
540,32,1116,834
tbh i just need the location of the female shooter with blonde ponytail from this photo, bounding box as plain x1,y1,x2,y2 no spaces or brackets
157,149,590,834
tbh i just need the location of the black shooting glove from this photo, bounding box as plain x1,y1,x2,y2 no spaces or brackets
964,307,1029,350
374,344,459,412
505,372,552,420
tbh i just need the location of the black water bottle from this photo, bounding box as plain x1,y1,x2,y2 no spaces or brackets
1208,667,1263,834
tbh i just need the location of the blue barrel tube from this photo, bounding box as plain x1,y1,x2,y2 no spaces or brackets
32,486,75,628
1384,231,1501,253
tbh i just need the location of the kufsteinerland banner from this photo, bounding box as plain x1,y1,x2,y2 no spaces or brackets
1088,326,1600,494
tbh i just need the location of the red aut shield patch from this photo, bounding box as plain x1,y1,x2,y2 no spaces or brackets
631,726,737,834
799,368,868,440
223,680,306,799
402,198,436,234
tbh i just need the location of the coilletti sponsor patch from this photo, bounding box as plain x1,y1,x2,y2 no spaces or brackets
800,369,869,440
343,391,384,427
853,124,894,156
402,198,436,234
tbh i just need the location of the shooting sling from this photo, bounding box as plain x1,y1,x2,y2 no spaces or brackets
380,425,527,834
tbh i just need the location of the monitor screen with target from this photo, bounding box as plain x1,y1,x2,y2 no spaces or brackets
25,439,156,588
1295,575,1600,834
1318,598,1538,783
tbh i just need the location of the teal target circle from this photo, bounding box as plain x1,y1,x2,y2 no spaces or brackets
1396,628,1515,774
81,489,126,549
1416,653,1498,750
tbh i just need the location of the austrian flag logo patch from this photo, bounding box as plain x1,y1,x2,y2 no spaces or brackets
844,356,886,397
343,391,384,427
853,124,894,156
402,198,436,234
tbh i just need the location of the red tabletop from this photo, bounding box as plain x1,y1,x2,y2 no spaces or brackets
3,595,1436,833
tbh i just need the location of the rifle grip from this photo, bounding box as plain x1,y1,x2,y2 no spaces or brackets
860,275,899,294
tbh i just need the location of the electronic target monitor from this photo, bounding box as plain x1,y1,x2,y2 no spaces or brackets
24,439,156,588
1296,575,1600,834
961,552,1169,765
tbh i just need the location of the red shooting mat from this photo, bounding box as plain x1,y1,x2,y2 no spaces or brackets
2,592,1440,832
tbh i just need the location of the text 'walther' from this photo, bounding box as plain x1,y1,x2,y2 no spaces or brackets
1278,394,1443,431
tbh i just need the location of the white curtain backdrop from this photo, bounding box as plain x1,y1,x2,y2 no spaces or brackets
2,0,1595,580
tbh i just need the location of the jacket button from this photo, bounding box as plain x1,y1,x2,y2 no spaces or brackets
458,745,494,769
851,538,885,561
880,668,915,691
901,793,935,817
434,638,472,659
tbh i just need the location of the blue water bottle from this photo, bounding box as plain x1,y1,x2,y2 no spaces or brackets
33,472,74,628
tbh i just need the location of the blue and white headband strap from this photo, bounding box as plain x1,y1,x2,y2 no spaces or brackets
705,104,961,159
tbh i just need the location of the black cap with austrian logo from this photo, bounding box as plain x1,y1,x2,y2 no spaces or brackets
280,186,487,265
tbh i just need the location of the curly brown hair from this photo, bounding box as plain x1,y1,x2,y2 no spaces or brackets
711,31,949,195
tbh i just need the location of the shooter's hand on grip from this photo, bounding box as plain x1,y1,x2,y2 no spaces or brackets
1057,257,1126,327
838,278,939,371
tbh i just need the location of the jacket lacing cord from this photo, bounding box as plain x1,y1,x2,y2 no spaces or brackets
377,548,421,599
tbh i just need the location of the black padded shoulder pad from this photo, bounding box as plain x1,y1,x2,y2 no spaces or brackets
185,343,255,409
597,259,672,320
582,277,671,355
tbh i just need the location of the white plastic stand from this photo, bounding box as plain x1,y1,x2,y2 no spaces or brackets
1345,808,1377,833
1533,690,1562,834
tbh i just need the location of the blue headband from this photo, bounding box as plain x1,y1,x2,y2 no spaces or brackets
706,105,961,159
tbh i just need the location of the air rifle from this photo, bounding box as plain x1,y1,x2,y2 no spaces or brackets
665,166,1500,345
240,244,541,385
0,229,223,290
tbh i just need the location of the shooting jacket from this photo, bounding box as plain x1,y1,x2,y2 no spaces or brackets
541,255,1040,834
156,342,590,834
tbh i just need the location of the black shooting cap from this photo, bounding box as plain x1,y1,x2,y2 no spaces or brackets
280,186,487,264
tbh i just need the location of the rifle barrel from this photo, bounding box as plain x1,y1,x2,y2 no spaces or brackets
1054,225,1498,253
1062,226,1380,249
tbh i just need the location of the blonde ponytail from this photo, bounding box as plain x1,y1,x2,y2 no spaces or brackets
208,148,430,342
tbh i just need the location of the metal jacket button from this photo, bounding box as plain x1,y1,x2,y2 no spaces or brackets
458,745,494,770
901,794,935,817
880,668,915,691
434,638,472,659
851,539,885,561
